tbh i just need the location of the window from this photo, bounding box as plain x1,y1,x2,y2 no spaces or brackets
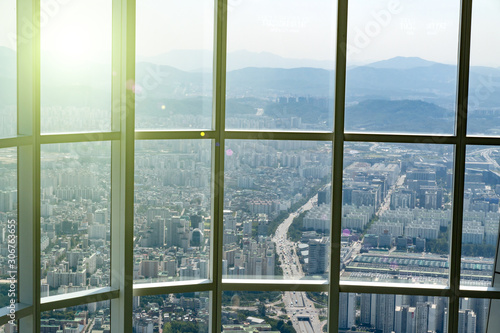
1,0,499,332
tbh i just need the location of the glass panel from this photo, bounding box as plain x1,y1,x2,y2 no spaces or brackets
344,0,460,135
0,323,17,333
40,0,112,134
224,140,332,280
458,298,490,333
133,292,210,333
135,0,214,131
41,301,110,332
467,0,500,136
223,291,327,332
225,0,337,131
0,0,16,138
342,293,448,333
41,142,111,297
134,140,212,283
0,148,17,308
341,142,454,286
460,146,500,287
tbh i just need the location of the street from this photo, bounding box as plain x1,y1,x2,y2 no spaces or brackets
272,194,326,333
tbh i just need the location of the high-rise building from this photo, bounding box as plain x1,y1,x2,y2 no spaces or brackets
395,305,416,333
339,293,356,329
375,294,396,333
307,237,328,274
458,309,477,333
140,260,159,279
360,293,372,325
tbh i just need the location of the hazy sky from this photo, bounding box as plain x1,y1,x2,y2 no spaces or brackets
469,0,500,68
227,0,337,62
1,0,499,67
136,0,214,57
0,0,16,50
347,0,461,65
40,0,111,65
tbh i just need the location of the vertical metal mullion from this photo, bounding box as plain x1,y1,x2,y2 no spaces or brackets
32,0,41,330
212,0,228,332
17,0,39,331
489,200,500,328
110,0,123,330
328,0,348,332
110,0,135,331
449,0,473,332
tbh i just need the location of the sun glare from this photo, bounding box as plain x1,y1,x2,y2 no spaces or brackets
47,27,93,64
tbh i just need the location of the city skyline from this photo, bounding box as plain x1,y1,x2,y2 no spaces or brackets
1,0,500,332
2,138,497,332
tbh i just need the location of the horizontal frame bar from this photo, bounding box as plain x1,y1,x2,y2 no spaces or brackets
459,286,500,299
221,279,329,292
14,281,500,313
225,131,334,141
340,281,450,297
133,279,214,296
40,287,119,312
135,130,216,140
5,132,500,147
0,303,32,326
40,132,120,145
129,279,500,298
465,136,500,146
344,133,457,145
0,136,31,149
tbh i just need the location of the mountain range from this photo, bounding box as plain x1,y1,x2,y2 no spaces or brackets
138,49,336,72
1,46,500,134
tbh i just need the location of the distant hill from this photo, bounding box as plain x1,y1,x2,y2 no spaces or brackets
226,67,335,97
226,50,335,71
345,99,455,134
366,56,437,70
139,49,335,71
138,50,213,72
345,63,458,104
3,47,500,134
225,97,456,134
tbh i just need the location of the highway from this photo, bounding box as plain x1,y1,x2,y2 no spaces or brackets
272,193,326,333
375,174,406,217
159,308,163,333
480,148,500,170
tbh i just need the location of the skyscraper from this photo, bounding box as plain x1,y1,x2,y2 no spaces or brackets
375,294,396,333
339,293,356,329
458,309,477,333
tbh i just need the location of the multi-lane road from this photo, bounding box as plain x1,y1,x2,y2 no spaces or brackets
479,148,500,169
272,194,327,333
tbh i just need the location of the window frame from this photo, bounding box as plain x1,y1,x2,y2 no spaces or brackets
2,0,500,332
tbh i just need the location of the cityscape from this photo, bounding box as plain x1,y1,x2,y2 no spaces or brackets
1,129,500,332
2,48,500,331
1,0,500,331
